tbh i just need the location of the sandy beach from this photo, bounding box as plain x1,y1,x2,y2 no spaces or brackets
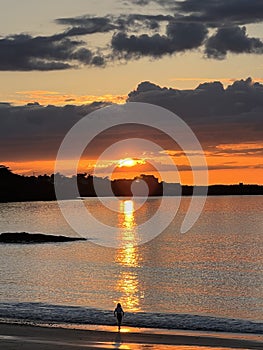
0,323,262,350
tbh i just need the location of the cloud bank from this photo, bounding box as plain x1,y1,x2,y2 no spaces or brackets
127,78,263,145
0,78,262,165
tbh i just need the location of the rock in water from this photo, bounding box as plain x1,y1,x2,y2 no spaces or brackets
0,232,86,243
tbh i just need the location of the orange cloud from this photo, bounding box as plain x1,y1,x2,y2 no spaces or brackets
169,77,236,86
12,90,127,106
215,142,263,152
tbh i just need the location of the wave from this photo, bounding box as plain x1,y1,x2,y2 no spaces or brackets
0,302,262,334
0,232,86,243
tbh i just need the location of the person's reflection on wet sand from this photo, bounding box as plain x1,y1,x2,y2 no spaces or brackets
113,331,122,348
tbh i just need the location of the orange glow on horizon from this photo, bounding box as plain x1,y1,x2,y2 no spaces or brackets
11,90,127,106
2,146,263,187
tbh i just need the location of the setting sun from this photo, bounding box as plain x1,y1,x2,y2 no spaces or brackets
118,158,138,168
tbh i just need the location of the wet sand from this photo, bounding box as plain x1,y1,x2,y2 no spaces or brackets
0,323,263,349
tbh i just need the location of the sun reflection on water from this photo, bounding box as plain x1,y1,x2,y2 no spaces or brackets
115,200,142,312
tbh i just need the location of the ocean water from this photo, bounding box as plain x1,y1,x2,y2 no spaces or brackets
0,196,262,333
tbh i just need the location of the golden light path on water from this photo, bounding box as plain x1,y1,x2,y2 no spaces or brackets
115,200,142,312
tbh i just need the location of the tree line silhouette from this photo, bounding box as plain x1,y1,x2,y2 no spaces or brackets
0,165,262,202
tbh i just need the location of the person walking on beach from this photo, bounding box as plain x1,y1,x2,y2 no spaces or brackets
114,303,124,331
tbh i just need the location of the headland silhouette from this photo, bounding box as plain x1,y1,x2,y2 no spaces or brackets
0,165,262,203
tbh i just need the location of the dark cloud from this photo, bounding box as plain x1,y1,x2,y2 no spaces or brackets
111,22,207,58
205,26,263,59
0,33,105,71
112,32,171,57
56,16,117,35
0,34,73,71
129,0,152,5
177,0,263,26
176,164,254,172
57,14,173,34
127,78,263,146
129,0,263,26
167,22,208,49
0,102,110,161
121,14,173,31
214,147,263,157
129,0,174,7
91,55,105,66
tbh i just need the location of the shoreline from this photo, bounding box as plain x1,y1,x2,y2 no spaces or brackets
1,193,263,204
1,322,263,349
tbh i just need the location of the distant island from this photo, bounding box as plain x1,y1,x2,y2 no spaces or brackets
0,232,86,244
0,165,262,203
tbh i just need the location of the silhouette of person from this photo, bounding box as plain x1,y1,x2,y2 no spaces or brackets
114,303,124,331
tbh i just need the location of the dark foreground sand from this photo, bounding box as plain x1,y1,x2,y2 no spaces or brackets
0,323,262,350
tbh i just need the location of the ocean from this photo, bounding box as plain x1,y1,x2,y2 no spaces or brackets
0,196,262,334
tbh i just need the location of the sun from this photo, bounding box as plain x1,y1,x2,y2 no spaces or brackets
118,158,137,168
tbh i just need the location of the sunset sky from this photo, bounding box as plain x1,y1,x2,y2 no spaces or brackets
0,0,263,184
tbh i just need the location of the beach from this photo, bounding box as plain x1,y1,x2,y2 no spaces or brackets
1,198,262,348
1,323,263,350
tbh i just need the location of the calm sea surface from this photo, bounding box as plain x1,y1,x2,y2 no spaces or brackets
0,196,262,332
